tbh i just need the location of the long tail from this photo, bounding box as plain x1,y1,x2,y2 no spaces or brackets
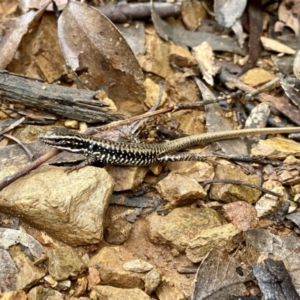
163,127,300,152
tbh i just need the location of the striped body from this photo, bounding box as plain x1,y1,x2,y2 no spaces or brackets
39,128,166,166
39,126,300,167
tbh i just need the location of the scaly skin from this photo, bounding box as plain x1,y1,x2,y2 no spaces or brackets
39,126,300,167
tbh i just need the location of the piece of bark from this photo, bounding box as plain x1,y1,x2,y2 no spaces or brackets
0,71,122,124
98,2,181,23
253,258,300,300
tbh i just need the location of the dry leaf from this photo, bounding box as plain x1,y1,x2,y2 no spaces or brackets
193,42,219,86
57,1,145,115
151,0,245,55
192,249,252,300
214,0,247,27
260,36,296,54
0,2,50,69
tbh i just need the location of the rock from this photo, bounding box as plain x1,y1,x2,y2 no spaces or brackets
123,259,153,273
166,72,201,105
0,249,18,291
166,159,214,182
146,207,222,252
47,247,86,281
105,215,133,245
0,290,27,300
222,201,258,231
288,200,298,213
57,279,71,291
88,246,144,289
278,169,297,182
209,164,261,203
139,28,174,79
43,275,58,287
255,188,287,218
156,281,186,300
186,223,241,263
0,166,114,246
27,286,63,300
156,172,206,207
240,67,275,86
9,245,46,290
252,137,300,159
256,180,288,218
148,163,162,175
14,125,44,143
106,165,148,191
144,269,162,295
181,0,207,31
64,119,79,129
73,276,88,297
143,78,167,109
0,227,45,292
87,267,101,291
91,286,151,300
169,43,197,67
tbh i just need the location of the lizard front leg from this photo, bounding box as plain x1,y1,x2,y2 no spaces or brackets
65,154,103,174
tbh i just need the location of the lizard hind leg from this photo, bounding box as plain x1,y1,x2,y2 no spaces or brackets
157,152,208,163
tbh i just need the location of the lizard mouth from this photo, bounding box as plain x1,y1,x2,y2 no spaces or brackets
38,135,65,147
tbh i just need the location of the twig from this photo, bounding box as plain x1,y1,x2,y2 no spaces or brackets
86,107,173,135
0,149,60,190
3,134,35,161
174,91,243,111
199,179,282,197
218,69,300,125
131,81,165,135
0,91,250,190
245,75,282,100
0,117,25,136
211,152,283,166
87,92,242,135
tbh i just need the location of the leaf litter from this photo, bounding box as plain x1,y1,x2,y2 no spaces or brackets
1,0,300,299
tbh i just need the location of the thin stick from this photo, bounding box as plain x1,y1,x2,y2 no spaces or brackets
0,117,25,136
199,179,281,197
0,149,60,190
245,76,281,100
86,92,242,135
3,134,35,161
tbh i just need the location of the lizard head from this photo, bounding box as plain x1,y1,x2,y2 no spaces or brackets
38,127,88,154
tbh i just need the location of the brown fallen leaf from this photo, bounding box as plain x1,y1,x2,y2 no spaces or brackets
192,249,253,300
57,1,145,115
0,1,50,69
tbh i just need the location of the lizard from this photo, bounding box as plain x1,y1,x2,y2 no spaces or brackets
38,126,300,170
